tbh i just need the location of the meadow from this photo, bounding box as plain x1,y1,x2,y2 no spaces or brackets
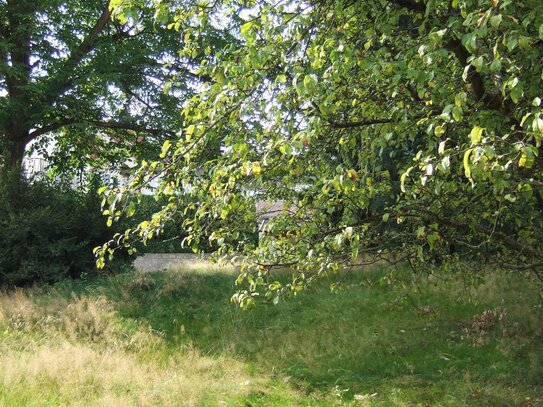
0,262,541,406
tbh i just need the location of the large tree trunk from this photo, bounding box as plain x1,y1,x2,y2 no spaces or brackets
1,129,28,176
6,136,27,168
1,0,35,173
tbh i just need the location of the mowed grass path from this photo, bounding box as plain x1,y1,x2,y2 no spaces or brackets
0,263,541,406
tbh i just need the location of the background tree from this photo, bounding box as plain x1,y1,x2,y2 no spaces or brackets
0,0,229,174
101,0,543,306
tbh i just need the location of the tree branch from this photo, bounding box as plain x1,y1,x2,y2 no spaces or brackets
27,118,176,144
405,206,542,260
327,117,394,129
86,120,176,137
66,4,112,68
391,0,508,113
42,4,112,107
26,120,77,142
446,38,484,102
5,0,33,98
156,61,214,83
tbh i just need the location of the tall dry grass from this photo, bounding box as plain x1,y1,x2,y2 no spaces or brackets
0,287,256,407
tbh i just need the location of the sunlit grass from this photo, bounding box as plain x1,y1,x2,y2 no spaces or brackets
0,263,541,406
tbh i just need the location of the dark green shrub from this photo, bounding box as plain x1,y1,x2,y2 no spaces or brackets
0,174,122,287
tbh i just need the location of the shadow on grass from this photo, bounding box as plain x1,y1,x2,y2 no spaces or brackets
93,267,543,405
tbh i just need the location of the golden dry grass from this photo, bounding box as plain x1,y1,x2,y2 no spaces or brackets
0,287,260,407
0,342,253,407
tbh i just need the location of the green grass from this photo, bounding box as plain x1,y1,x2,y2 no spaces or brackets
0,263,542,406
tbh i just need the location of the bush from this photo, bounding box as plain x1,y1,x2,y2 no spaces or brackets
0,173,123,287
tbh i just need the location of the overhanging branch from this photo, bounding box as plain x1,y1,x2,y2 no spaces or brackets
27,118,177,143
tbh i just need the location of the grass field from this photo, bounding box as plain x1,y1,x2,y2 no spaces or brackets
0,262,541,406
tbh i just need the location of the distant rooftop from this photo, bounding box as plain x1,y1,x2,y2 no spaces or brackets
255,200,286,221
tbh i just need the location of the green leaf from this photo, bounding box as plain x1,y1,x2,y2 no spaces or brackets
294,77,305,96
452,106,463,122
506,35,518,51
303,74,318,94
438,140,446,155
462,33,477,53
490,14,502,28
533,114,543,134
471,56,484,71
127,201,136,217
510,86,522,104
489,59,502,73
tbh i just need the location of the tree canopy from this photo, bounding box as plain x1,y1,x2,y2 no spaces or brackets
99,0,543,306
0,0,232,173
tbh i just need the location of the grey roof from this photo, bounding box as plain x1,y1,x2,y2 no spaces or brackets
255,200,286,221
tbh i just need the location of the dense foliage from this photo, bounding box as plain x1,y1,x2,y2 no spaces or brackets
99,0,543,306
0,0,232,174
0,175,123,287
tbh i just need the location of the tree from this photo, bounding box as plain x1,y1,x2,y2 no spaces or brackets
0,0,229,173
100,0,543,306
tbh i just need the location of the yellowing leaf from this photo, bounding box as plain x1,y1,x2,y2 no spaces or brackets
346,169,359,181
519,152,527,168
252,162,262,176
416,226,426,239
463,148,474,183
160,139,171,158
240,21,253,35
519,148,536,169
470,126,484,145
434,125,445,137
186,125,196,137
400,166,414,193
